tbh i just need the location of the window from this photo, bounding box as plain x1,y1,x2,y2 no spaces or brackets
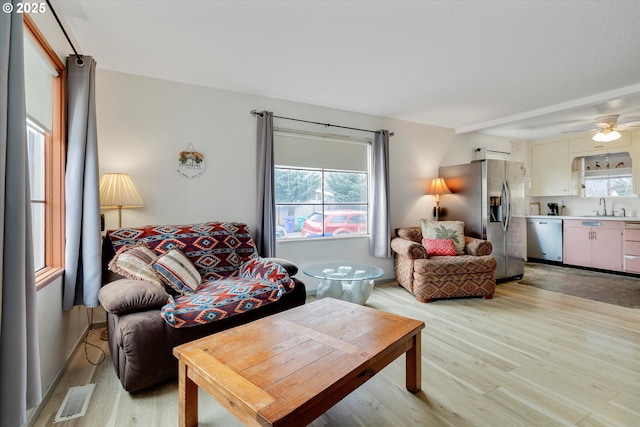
27,120,47,270
572,152,634,197
584,172,633,197
274,131,370,239
24,15,66,287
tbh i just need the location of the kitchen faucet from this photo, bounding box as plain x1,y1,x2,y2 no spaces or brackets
599,197,607,216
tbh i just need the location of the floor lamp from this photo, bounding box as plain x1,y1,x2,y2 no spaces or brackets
99,173,144,228
98,173,144,341
427,177,451,221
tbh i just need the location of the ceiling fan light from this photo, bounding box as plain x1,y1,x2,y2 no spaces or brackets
592,130,621,142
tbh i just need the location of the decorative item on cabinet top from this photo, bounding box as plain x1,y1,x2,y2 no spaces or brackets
577,152,631,171
571,152,633,197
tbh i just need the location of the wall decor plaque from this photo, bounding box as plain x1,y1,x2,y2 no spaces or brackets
176,143,206,179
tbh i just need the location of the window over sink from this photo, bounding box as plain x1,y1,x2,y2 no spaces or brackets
571,152,633,197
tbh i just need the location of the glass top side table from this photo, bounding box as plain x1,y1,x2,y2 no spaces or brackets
303,263,384,305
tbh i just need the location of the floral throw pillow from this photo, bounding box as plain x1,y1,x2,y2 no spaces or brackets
422,238,457,256
420,219,465,255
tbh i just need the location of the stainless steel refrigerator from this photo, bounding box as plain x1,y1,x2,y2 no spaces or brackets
439,159,525,281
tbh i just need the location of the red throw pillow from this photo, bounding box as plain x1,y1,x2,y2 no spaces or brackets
422,238,457,256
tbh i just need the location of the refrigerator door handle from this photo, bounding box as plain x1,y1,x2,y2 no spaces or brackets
502,180,511,231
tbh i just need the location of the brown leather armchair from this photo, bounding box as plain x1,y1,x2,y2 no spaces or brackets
391,226,496,302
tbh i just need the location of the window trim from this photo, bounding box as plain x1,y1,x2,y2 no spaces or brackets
24,14,66,289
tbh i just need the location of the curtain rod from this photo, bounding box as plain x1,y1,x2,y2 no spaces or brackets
250,110,394,136
45,0,84,65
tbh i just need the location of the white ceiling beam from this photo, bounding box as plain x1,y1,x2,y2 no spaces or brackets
455,83,640,135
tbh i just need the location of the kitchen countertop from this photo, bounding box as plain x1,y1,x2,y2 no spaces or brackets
527,215,640,222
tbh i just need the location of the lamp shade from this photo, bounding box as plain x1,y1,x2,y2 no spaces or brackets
592,129,621,143
99,173,144,208
427,177,451,196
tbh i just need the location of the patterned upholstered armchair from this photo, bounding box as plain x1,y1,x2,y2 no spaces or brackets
391,226,496,302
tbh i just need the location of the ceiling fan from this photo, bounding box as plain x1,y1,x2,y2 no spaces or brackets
573,114,640,142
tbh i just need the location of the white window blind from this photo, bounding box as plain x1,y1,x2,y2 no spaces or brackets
24,31,56,132
274,131,369,172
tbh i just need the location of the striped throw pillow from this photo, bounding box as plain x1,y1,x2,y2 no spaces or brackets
152,249,201,294
108,244,164,289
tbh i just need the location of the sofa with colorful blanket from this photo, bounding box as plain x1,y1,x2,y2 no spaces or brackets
97,221,306,391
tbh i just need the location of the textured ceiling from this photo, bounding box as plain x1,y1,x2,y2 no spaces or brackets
54,0,640,140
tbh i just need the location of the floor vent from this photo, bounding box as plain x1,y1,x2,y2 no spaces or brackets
54,384,95,423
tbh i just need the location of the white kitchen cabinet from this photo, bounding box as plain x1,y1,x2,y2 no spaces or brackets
563,219,623,271
530,140,570,196
569,132,632,155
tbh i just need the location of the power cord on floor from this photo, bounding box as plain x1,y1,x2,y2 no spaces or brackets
84,308,106,366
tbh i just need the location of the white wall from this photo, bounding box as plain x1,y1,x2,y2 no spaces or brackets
96,70,513,290
35,278,90,392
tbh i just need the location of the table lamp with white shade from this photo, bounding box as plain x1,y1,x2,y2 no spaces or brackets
99,173,144,228
427,177,451,221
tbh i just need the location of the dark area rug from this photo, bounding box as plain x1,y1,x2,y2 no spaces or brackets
517,262,640,308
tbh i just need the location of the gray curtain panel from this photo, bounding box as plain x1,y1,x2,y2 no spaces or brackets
256,111,276,257
0,5,43,426
63,55,102,310
369,130,391,257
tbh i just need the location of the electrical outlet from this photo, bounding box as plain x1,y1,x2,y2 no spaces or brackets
561,199,567,207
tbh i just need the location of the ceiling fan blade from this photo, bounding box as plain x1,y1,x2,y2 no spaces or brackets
617,119,640,128
562,128,597,134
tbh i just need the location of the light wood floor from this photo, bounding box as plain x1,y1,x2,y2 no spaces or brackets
32,281,640,427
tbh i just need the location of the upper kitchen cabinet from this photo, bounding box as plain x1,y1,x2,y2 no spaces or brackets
530,130,640,197
530,139,570,196
569,132,632,155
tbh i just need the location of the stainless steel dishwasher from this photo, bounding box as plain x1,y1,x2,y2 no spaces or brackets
526,218,563,262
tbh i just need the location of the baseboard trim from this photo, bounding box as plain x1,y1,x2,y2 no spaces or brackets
89,321,107,330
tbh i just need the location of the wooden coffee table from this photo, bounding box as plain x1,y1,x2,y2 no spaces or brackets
173,298,425,427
